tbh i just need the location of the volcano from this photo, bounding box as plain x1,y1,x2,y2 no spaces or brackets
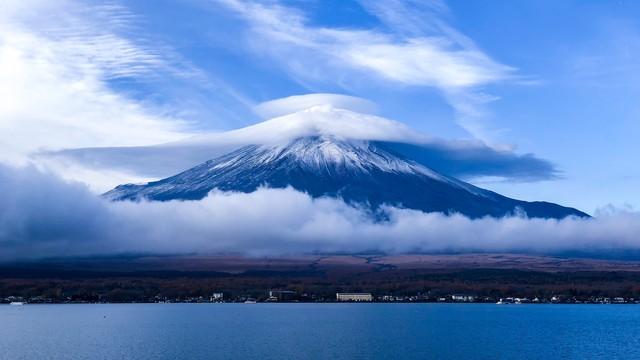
105,109,587,220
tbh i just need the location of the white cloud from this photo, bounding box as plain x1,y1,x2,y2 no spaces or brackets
213,0,514,141
255,93,377,118
1,1,536,190
0,0,198,166
43,104,557,191
1,164,637,261
356,0,451,37
217,0,512,88
39,105,426,190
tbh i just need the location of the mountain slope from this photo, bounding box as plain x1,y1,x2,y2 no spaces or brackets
105,136,587,219
47,106,554,184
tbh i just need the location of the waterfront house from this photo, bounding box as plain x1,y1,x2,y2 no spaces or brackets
336,293,373,302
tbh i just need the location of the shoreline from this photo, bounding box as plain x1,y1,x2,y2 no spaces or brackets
4,300,638,305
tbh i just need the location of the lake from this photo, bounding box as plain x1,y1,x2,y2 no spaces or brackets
1,303,639,359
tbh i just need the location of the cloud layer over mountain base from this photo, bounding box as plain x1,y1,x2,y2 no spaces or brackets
1,164,638,261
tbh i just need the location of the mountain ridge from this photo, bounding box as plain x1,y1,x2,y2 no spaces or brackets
105,136,588,219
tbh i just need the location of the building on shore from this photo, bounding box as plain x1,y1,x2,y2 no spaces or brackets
336,293,373,302
451,294,476,302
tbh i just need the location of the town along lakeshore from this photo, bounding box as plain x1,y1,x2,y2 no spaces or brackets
3,254,640,304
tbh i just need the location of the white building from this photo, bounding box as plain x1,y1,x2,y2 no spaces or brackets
451,294,475,302
336,293,373,302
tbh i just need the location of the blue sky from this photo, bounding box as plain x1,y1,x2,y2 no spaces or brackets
2,0,638,214
123,0,640,213
3,0,640,259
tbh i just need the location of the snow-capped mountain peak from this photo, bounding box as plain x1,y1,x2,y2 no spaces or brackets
105,135,587,219
211,136,438,177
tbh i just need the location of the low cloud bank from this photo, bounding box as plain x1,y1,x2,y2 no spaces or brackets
0,164,638,261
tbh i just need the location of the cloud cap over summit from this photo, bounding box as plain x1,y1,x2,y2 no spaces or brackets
42,97,559,192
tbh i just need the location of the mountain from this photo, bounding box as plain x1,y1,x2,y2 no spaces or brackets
49,105,557,185
105,135,588,219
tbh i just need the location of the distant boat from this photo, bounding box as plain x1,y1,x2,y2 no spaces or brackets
244,299,257,304
496,299,509,305
9,302,25,306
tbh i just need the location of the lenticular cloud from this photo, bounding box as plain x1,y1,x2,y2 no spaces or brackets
0,164,639,261
43,100,558,192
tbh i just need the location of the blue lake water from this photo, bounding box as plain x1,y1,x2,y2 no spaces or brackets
1,303,639,359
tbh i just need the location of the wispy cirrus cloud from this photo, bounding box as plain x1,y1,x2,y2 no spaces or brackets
0,0,194,166
212,0,514,141
0,0,258,170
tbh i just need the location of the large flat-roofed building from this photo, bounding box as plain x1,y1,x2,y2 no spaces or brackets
336,293,373,302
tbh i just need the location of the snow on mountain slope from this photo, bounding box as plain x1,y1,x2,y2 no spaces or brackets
105,136,587,219
44,105,425,180
45,104,556,187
